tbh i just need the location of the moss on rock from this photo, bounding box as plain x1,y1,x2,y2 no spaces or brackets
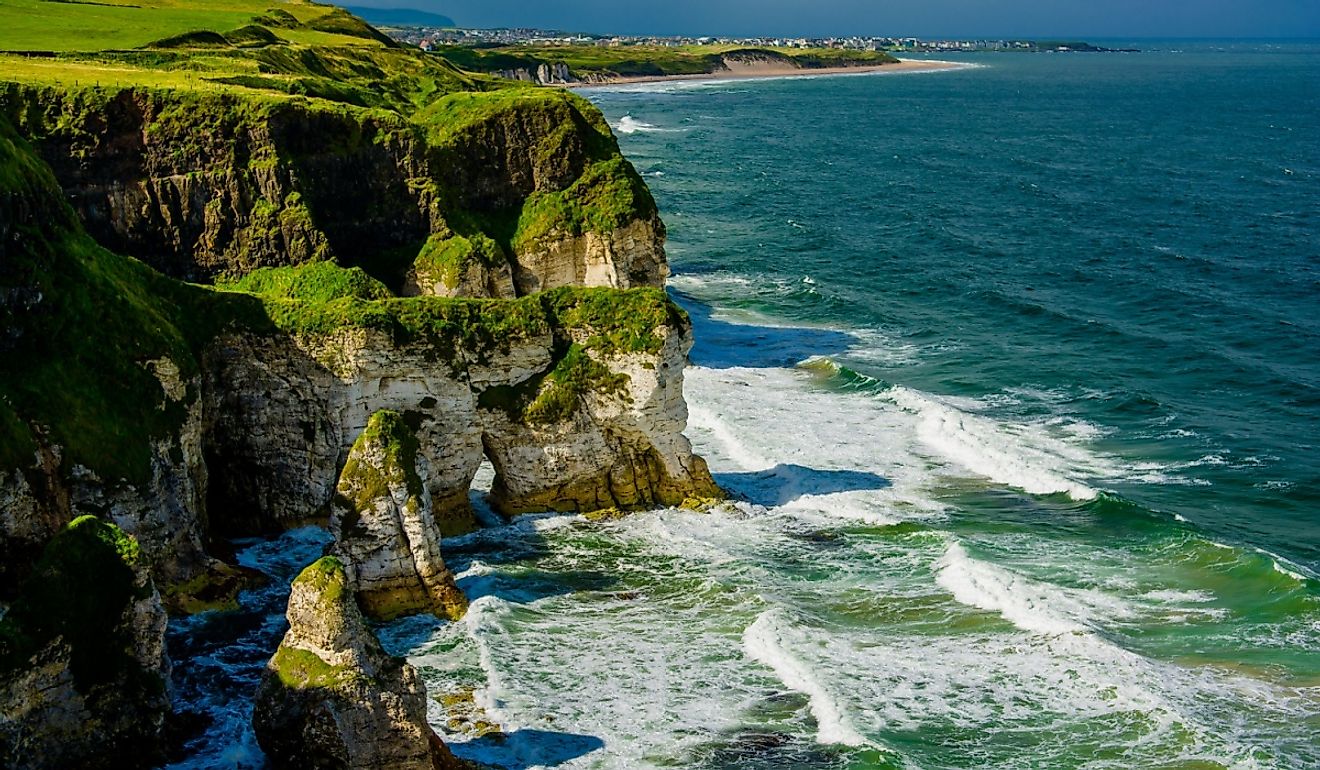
339,410,424,512
0,516,156,693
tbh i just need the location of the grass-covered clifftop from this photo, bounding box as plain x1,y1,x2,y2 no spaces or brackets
0,0,660,292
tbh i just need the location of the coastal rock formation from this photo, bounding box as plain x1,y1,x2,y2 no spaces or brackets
0,83,668,299
0,38,720,766
252,557,463,770
203,286,718,537
496,62,577,85
330,411,467,621
0,517,170,770
481,317,721,513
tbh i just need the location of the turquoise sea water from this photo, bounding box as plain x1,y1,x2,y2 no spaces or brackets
168,43,1320,770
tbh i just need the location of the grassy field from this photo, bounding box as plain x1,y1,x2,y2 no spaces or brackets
0,0,500,111
433,43,900,79
0,0,378,52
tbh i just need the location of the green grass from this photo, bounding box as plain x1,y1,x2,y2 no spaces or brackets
219,261,391,303
0,0,377,53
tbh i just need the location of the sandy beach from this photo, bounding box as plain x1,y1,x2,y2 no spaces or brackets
568,58,968,88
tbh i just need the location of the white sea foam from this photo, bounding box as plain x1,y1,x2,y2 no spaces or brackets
613,114,678,134
885,385,1103,500
1142,589,1217,604
743,609,873,747
685,365,949,520
934,540,1087,635
1255,548,1318,582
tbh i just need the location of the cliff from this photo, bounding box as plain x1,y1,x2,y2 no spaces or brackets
253,557,464,770
0,112,716,583
0,81,667,298
0,4,720,764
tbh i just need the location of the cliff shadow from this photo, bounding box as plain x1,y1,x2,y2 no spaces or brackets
669,288,859,370
716,463,891,507
456,728,606,769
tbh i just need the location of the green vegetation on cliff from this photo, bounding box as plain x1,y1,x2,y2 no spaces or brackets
0,116,680,481
0,2,680,483
0,116,199,480
338,410,425,513
0,517,157,693
221,261,392,303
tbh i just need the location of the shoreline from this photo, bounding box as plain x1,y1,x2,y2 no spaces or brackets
567,58,970,89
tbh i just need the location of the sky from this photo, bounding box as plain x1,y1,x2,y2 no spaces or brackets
349,0,1320,39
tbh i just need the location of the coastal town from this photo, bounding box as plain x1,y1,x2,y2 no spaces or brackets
387,26,1129,53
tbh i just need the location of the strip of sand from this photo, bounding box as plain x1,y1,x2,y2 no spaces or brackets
568,59,968,89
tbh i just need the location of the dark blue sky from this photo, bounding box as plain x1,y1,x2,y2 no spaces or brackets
351,0,1320,38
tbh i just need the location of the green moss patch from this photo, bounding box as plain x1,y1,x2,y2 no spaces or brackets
292,555,349,607
0,516,158,694
270,645,358,689
413,231,506,291
220,261,391,304
523,344,630,424
339,410,424,512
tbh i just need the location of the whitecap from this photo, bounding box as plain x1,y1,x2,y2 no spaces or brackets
885,385,1103,500
742,609,874,747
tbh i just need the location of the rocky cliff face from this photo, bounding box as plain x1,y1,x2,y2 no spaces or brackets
253,557,464,770
330,410,467,622
0,517,171,770
203,286,718,538
0,83,668,299
495,62,577,85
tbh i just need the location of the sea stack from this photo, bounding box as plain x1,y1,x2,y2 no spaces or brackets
252,556,463,770
331,410,468,622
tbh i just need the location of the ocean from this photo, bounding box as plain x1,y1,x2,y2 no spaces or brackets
167,42,1320,769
